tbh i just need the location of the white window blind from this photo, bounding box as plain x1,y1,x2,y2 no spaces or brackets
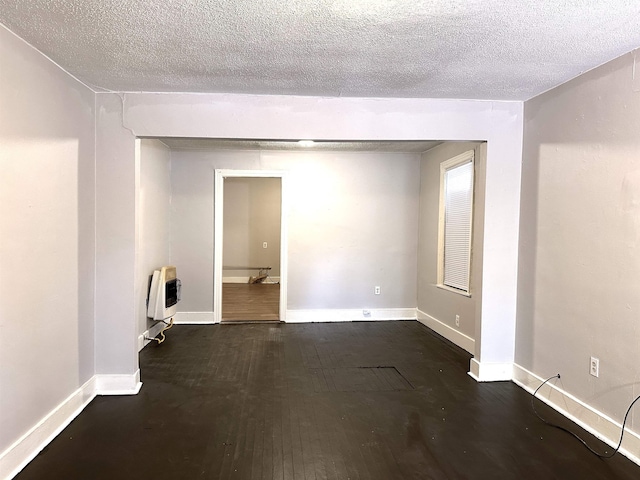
439,152,474,294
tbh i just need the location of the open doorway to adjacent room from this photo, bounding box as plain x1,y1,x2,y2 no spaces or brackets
214,170,287,324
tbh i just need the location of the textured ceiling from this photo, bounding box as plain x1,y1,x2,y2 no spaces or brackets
2,1,640,100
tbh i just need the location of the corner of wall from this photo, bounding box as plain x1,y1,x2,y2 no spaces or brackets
0,370,142,479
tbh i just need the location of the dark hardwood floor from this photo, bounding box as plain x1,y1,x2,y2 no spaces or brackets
15,321,640,479
222,283,280,322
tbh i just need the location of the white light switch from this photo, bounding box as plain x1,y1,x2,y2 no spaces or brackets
263,242,268,249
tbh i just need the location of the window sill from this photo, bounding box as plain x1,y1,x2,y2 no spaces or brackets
436,284,472,298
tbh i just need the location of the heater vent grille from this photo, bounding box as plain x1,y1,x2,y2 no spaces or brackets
147,266,180,320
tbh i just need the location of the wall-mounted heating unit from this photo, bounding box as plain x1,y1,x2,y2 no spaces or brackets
147,266,181,320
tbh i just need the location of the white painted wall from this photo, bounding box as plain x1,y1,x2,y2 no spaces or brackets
518,50,640,438
223,177,281,280
136,139,172,337
0,24,95,459
95,94,139,376
172,149,420,313
417,142,486,352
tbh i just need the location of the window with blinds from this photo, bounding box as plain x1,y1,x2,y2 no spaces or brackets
438,150,474,295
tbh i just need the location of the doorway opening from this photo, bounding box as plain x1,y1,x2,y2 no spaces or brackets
214,170,287,324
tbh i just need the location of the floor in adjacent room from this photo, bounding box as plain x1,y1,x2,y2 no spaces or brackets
16,321,640,480
222,283,280,322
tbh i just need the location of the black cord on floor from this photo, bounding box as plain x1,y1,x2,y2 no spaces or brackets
532,374,640,458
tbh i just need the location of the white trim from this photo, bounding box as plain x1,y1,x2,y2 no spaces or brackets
222,276,281,284
173,312,216,324
279,174,289,322
214,171,224,325
468,358,512,382
416,309,475,354
223,276,250,283
138,321,167,351
214,170,288,324
0,377,96,480
435,283,472,297
285,308,416,323
94,370,142,396
512,364,640,465
1,370,144,479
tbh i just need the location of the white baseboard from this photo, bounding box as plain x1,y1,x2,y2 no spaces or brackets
1,368,143,478
138,321,168,351
176,309,413,324
0,377,96,480
223,276,280,284
223,276,250,283
94,370,142,396
285,308,416,323
416,309,475,354
468,358,513,382
512,364,640,465
407,312,510,382
173,312,216,324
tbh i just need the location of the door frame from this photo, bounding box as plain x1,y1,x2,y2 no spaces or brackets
213,169,288,323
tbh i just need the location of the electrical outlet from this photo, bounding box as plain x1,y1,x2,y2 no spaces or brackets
455,315,460,327
590,356,599,377
374,286,381,295
363,309,371,317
